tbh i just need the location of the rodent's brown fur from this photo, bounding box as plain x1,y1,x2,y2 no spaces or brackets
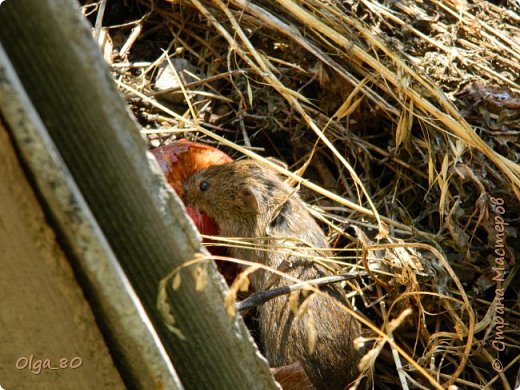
183,159,361,390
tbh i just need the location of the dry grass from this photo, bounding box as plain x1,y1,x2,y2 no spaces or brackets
83,0,520,388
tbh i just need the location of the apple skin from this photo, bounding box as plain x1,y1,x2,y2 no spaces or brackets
151,139,233,196
151,140,239,283
150,139,232,235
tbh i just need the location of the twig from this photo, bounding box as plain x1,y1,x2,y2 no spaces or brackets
237,272,367,312
94,0,107,41
149,69,245,97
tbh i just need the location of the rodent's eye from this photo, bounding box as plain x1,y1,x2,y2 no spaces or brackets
199,180,209,192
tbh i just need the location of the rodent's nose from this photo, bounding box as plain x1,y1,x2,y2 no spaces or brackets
182,172,199,198
182,177,198,203
181,181,190,202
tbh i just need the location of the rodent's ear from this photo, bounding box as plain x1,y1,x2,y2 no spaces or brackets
265,157,288,170
241,188,259,211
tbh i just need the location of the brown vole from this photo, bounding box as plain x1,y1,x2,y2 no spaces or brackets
183,159,361,390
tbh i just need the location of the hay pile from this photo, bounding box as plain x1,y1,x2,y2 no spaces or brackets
83,0,519,387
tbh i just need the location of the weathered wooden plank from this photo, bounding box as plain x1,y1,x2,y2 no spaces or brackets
0,1,278,388
0,42,183,389
0,125,126,390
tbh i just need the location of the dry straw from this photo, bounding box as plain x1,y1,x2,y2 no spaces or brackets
95,0,520,388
